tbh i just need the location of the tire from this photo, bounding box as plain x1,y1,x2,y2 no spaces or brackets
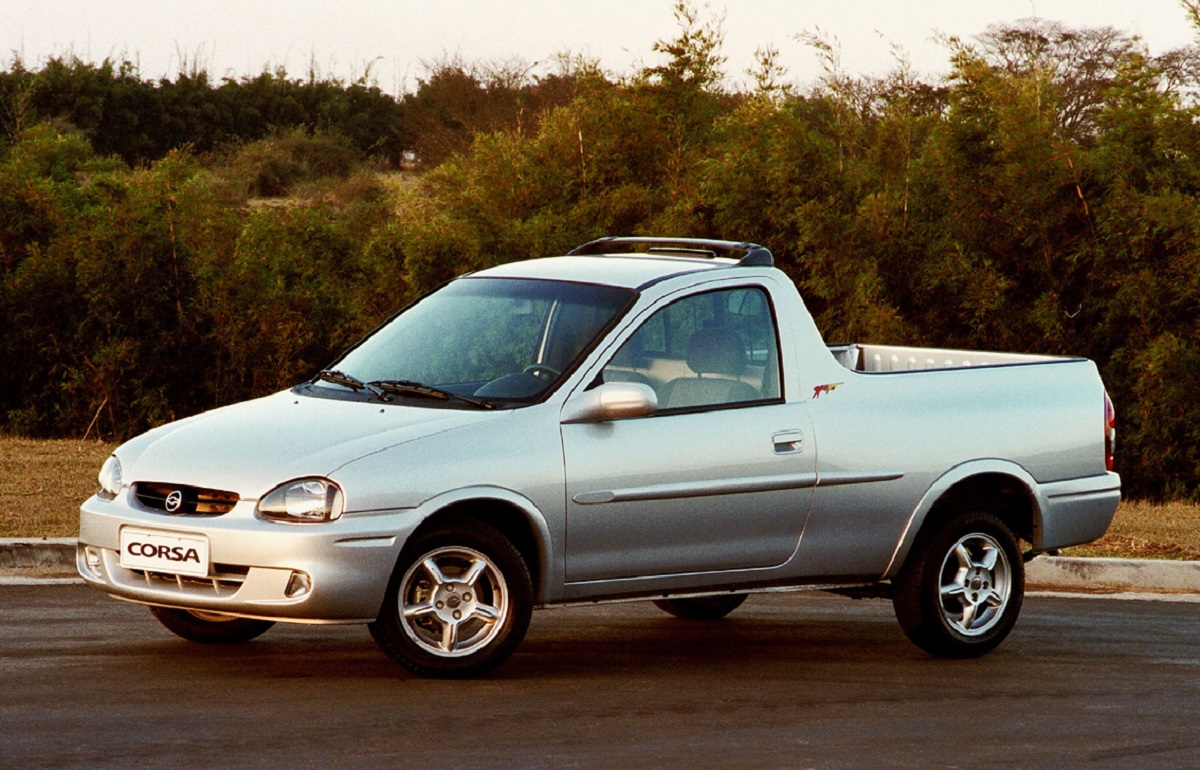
892,511,1024,658
653,593,748,620
369,519,533,679
148,606,275,644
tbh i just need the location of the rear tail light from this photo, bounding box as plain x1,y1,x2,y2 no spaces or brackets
1104,391,1116,471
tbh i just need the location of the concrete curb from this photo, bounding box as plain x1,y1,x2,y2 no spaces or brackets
1026,555,1200,595
1,539,1198,595
0,538,77,574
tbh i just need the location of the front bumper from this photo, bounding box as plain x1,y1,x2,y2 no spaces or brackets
78,490,420,623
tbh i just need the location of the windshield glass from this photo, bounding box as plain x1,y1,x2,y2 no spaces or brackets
328,277,634,405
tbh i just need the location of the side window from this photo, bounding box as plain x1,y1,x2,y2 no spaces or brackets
602,287,782,410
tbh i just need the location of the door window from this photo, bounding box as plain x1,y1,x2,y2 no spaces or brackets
602,287,782,410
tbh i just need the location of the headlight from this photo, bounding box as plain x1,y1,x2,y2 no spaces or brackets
97,456,123,500
257,478,344,523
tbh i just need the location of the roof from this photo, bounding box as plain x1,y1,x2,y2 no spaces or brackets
470,238,776,290
470,254,737,290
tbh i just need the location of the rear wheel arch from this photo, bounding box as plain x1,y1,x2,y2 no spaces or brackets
893,470,1039,578
920,473,1037,546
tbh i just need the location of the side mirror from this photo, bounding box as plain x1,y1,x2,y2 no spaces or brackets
561,382,658,424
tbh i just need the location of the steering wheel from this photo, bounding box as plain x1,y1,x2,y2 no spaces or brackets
523,364,561,382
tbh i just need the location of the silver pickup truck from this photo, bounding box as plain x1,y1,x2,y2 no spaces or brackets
78,237,1121,677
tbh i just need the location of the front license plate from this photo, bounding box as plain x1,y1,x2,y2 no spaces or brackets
120,527,210,577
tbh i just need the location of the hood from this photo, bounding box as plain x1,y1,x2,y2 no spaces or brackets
118,390,500,498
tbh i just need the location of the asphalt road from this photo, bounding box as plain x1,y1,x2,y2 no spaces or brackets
2,584,1197,769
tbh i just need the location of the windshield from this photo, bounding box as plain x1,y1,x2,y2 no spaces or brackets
325,277,634,405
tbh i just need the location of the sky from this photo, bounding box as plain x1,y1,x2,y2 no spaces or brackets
5,0,1199,93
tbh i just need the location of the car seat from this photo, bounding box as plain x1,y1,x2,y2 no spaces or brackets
660,327,760,408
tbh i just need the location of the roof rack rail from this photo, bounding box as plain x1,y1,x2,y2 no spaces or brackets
568,237,773,267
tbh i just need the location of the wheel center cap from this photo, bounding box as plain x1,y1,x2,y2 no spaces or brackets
446,594,463,609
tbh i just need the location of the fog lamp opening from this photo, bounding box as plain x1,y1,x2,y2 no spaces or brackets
285,571,312,599
83,546,104,577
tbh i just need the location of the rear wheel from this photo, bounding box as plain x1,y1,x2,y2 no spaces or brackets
892,511,1024,658
149,607,275,644
369,519,532,678
653,593,748,620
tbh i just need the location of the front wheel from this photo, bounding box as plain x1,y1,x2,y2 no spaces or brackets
369,519,532,678
892,511,1024,658
149,607,275,644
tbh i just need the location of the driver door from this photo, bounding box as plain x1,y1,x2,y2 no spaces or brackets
560,286,816,583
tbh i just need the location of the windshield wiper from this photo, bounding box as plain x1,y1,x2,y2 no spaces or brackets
316,370,391,402
371,379,495,410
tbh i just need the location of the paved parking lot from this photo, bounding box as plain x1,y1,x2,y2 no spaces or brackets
3,584,1197,768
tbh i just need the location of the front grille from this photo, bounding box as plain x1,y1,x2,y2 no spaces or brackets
135,482,239,516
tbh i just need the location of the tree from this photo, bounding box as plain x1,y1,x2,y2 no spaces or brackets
969,19,1142,142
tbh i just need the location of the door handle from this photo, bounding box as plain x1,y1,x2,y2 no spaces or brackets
772,430,805,454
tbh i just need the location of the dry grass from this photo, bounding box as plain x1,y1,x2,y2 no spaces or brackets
1063,500,1200,560
1,436,115,538
2,437,1199,560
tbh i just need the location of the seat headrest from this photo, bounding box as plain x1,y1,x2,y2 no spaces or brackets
685,328,745,377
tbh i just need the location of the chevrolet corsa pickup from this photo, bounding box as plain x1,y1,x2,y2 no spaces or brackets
78,237,1121,678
